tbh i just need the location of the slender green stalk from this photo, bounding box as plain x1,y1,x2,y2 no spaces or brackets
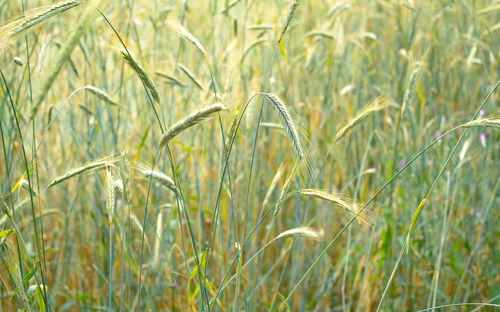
375,80,500,311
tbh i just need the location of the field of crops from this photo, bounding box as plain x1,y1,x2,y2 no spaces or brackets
0,0,499,310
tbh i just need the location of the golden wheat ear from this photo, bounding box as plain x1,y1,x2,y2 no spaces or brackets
335,95,391,142
299,189,375,227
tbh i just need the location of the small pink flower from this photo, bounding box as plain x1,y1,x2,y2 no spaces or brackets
434,131,442,138
475,211,481,218
117,199,122,207
479,109,485,117
479,133,486,147
427,159,433,166
398,161,406,168
441,116,446,123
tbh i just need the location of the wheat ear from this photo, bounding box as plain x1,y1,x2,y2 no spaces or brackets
156,72,185,87
30,0,105,119
178,64,205,90
48,156,119,188
299,189,374,227
335,96,390,142
462,116,500,128
276,227,324,240
7,1,80,37
137,166,177,193
170,20,207,56
401,68,420,112
105,169,115,224
84,86,119,106
120,49,161,103
263,93,304,160
278,0,302,43
159,103,224,147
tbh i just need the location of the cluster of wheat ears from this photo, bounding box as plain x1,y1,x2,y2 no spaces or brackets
0,0,499,311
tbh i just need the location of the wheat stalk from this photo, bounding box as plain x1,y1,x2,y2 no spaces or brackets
120,49,161,103
263,93,304,160
159,103,224,147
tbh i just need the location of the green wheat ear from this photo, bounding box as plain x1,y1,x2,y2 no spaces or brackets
0,1,80,63
8,1,80,38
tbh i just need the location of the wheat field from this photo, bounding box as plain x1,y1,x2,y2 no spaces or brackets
0,0,499,311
